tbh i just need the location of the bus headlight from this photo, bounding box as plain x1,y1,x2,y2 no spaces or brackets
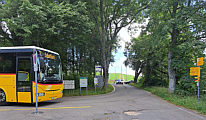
37,93,45,96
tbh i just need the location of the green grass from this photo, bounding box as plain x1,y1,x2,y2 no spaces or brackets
130,84,206,115
63,84,114,96
109,73,134,83
129,83,142,88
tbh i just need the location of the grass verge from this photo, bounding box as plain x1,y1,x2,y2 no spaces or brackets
109,73,134,84
63,84,114,96
130,83,206,115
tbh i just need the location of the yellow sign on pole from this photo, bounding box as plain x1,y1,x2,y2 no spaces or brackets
190,67,200,76
197,57,204,66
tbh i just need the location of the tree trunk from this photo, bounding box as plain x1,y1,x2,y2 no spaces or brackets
99,0,108,89
134,61,142,83
72,47,75,79
168,1,178,93
134,70,138,83
144,59,151,86
134,69,142,83
168,50,176,93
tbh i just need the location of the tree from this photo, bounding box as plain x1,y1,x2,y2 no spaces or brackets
84,0,149,88
145,0,206,92
0,0,96,76
125,32,169,86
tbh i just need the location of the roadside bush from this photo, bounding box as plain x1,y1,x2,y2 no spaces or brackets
201,94,206,101
175,73,196,96
200,68,206,94
138,77,145,87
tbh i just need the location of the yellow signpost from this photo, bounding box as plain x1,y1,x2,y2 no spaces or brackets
194,76,200,82
190,57,204,101
197,57,204,66
190,67,200,76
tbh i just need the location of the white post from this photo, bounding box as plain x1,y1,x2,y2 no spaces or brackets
33,52,38,113
126,65,127,81
121,66,122,80
35,71,38,113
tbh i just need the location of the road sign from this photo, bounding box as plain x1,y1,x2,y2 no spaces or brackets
194,76,200,82
33,51,39,113
194,76,200,80
197,57,204,66
94,78,98,85
80,77,88,87
95,65,102,72
190,67,200,76
63,80,75,89
33,52,38,72
195,80,200,82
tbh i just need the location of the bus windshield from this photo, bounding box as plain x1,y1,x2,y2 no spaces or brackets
38,53,62,83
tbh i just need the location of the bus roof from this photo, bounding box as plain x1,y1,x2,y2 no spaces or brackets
0,46,59,55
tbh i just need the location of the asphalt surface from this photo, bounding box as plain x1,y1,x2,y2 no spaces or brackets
0,84,206,120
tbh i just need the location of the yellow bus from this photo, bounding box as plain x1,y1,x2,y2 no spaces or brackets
0,46,63,104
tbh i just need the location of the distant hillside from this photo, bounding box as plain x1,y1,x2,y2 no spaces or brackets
109,73,134,83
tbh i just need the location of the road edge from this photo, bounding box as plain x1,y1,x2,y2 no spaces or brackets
140,87,206,119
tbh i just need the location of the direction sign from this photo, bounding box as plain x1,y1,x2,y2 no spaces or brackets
197,57,204,66
63,80,75,89
94,78,98,85
190,67,200,76
33,52,38,72
80,77,88,87
95,65,102,72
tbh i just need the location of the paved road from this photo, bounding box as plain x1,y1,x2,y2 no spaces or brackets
0,84,206,120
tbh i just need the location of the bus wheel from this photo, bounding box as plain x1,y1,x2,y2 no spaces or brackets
0,90,6,105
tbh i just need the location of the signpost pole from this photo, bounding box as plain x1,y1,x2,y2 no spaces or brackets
80,87,81,94
190,57,204,102
33,52,38,114
94,77,96,93
94,78,98,93
196,57,203,101
35,70,38,113
197,81,200,101
86,87,88,95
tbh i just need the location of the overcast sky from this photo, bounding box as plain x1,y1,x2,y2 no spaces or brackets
109,24,141,76
108,20,149,76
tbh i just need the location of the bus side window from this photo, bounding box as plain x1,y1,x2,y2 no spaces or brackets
17,71,29,81
0,53,16,73
17,58,31,92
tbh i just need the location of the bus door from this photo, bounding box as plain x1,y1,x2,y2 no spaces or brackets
16,57,32,103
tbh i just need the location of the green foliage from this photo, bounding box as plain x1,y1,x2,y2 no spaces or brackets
175,60,206,96
175,74,196,96
1,0,205,93
0,0,97,77
126,33,169,87
129,83,142,88
129,77,144,88
126,0,206,94
83,0,149,88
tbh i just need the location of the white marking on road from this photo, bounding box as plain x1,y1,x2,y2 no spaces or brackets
124,111,142,116
0,106,91,112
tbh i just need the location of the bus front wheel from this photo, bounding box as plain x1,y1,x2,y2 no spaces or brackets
0,90,6,105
